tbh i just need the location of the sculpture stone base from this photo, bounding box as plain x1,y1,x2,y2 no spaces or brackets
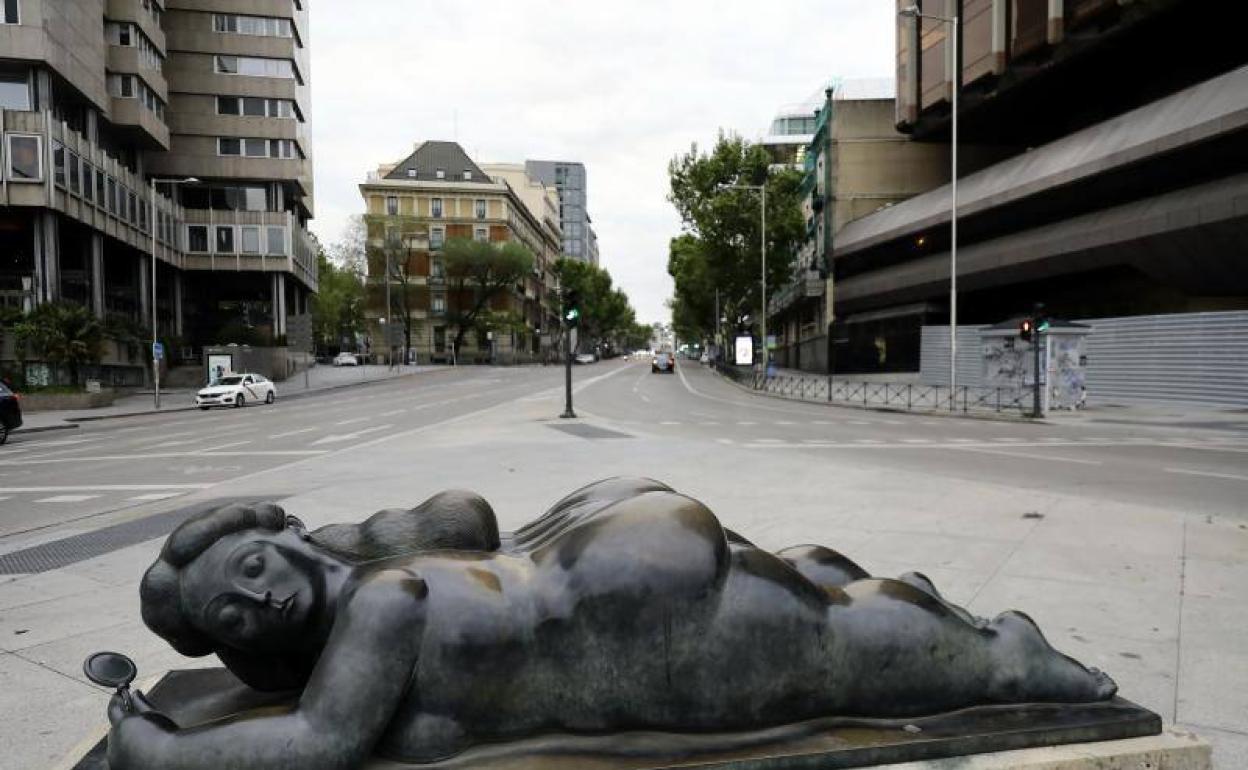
69,667,1165,770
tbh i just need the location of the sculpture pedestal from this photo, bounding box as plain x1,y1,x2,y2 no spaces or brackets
65,667,1177,770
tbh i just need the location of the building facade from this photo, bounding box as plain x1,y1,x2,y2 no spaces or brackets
0,0,314,383
524,159,597,266
819,0,1248,374
359,141,561,364
768,79,947,373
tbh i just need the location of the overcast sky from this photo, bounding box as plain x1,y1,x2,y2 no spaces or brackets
308,1,895,323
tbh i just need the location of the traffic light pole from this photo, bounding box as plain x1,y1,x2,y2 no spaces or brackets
1032,328,1042,418
559,283,576,419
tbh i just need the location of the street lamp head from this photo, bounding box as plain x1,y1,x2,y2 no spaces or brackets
183,177,199,184
899,5,920,17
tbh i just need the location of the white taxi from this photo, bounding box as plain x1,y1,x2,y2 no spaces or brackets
196,373,277,410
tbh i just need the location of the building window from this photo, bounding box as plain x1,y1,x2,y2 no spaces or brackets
214,14,293,38
474,227,488,243
0,70,30,110
430,257,444,279
68,153,80,194
95,168,105,203
52,141,65,187
217,137,240,156
2,0,18,24
128,191,138,224
433,326,446,353
187,225,209,252
435,168,445,180
406,169,416,178
214,55,297,80
240,226,261,254
431,198,443,218
267,226,285,255
474,199,486,219
109,74,135,98
432,294,446,313
462,170,471,180
430,227,445,249
215,226,234,253
7,134,40,181
81,163,94,202
386,196,398,215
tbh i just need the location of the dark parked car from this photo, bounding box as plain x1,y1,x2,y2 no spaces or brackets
652,351,675,374
0,381,22,445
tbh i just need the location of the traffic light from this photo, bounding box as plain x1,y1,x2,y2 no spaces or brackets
563,289,581,328
1036,315,1051,334
1019,317,1034,342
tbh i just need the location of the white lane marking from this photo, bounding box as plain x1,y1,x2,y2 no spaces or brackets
0,484,213,492
921,421,942,426
1164,467,1248,483
128,492,186,502
882,420,904,426
378,409,408,417
992,437,1025,443
196,450,326,457
22,438,98,448
269,427,317,440
197,440,251,452
659,421,680,426
757,438,783,443
901,438,931,444
848,421,872,426
802,439,836,445
952,446,1103,465
776,420,796,426
855,439,884,444
35,494,101,503
949,438,977,443
716,438,734,445
311,425,392,446
813,420,833,426
737,421,757,426
335,417,371,426
639,394,652,403
143,440,196,449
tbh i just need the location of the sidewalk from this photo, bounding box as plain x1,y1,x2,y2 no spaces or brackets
15,364,446,432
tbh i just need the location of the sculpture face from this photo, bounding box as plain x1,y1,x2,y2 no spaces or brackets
180,531,322,654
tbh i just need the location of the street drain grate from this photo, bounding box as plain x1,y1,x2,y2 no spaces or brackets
0,497,270,575
547,423,632,440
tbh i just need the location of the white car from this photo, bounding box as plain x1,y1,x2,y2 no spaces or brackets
333,352,359,367
196,374,276,410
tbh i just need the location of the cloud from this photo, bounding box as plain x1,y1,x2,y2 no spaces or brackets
308,1,894,323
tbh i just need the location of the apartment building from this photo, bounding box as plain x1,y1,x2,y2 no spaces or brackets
524,159,598,266
0,0,314,383
359,141,561,363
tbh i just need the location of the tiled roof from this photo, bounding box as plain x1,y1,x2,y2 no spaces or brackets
384,141,492,183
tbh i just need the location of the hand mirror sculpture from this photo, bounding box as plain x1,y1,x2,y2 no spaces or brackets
96,478,1127,769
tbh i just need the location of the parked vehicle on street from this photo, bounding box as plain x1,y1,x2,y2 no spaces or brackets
333,352,359,367
574,353,596,365
652,351,675,374
195,374,277,410
700,352,710,364
0,381,22,445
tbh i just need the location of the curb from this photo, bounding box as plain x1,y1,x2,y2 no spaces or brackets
9,423,81,436
710,369,1054,425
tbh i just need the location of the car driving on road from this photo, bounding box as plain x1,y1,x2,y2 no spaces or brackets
195,374,277,410
333,352,359,366
0,381,21,445
652,351,675,374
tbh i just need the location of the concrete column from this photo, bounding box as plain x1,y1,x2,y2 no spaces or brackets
90,233,105,318
34,211,60,304
137,254,150,325
173,271,184,338
272,273,287,337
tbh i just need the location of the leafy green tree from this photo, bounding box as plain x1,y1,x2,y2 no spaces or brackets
442,238,534,354
552,259,640,353
13,302,104,387
667,132,804,342
311,249,365,354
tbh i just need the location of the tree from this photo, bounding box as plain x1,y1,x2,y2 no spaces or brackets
552,259,640,354
442,238,534,354
311,249,365,354
13,302,104,387
667,132,805,342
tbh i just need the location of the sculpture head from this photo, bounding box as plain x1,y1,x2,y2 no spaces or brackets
141,503,334,660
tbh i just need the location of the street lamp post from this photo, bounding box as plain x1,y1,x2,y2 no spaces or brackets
900,4,958,408
148,176,198,410
723,184,768,370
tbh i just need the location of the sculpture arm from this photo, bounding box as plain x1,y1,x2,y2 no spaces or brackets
108,569,426,770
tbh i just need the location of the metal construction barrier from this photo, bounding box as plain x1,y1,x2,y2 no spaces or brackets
715,363,1030,414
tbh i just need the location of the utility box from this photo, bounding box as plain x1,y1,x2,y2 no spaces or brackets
981,320,1091,413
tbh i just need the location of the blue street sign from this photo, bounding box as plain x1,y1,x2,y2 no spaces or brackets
152,342,164,360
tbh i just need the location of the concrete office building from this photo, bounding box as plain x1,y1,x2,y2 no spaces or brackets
0,0,314,383
359,141,561,363
819,0,1248,374
524,159,598,266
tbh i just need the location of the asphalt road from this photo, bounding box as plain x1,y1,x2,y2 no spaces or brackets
0,366,570,540
575,360,1248,517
